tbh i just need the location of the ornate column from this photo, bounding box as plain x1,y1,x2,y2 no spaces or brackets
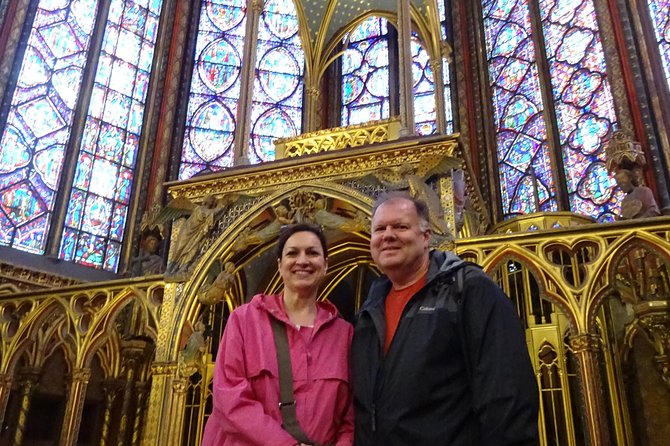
131,381,150,446
233,0,265,165
568,333,611,446
117,340,152,446
59,368,91,446
143,282,178,445
397,0,415,135
430,58,447,134
99,380,122,446
141,362,178,446
11,367,40,446
303,86,321,134
146,0,192,208
0,374,12,426
165,375,190,445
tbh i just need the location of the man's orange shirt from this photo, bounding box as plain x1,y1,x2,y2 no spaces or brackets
384,274,427,353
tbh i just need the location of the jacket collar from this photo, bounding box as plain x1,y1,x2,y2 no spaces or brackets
362,250,464,312
251,294,340,330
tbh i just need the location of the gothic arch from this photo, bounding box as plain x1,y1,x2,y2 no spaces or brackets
167,181,374,359
482,246,578,330
585,232,670,330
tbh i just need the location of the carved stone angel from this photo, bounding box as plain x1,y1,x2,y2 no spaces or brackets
151,194,242,281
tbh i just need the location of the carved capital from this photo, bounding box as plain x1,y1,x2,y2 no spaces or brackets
569,333,601,353
172,377,189,394
151,362,178,376
71,368,91,384
17,367,41,387
252,0,265,12
0,374,11,387
306,87,320,99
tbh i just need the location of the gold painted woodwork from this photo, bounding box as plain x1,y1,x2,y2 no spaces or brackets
274,117,401,158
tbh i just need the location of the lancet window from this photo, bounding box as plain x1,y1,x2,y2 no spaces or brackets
481,0,619,221
0,0,165,271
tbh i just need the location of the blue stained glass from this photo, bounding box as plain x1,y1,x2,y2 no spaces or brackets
0,0,99,254
60,0,165,271
249,0,303,164
342,17,390,126
110,203,126,240
33,144,65,189
81,195,112,236
65,189,86,227
647,0,670,90
74,232,105,267
482,0,558,218
104,241,121,271
179,0,246,179
412,35,437,136
540,0,619,220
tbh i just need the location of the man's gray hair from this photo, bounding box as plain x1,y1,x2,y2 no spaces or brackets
372,191,431,231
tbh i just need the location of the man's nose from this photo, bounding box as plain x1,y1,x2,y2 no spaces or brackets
381,226,396,238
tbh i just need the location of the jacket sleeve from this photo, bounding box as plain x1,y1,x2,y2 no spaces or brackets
213,310,297,446
460,273,540,446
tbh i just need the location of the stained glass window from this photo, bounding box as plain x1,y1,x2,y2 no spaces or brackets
437,0,455,133
59,0,165,271
646,0,670,93
482,0,619,221
179,0,247,179
0,0,99,254
539,0,618,221
481,0,558,217
341,16,390,126
0,0,164,271
248,0,303,164
411,34,437,136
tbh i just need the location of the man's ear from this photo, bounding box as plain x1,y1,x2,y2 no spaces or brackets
423,228,432,247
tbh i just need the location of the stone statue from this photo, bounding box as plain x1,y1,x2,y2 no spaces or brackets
128,228,164,276
199,261,237,306
179,319,207,375
313,198,368,232
614,169,660,220
231,204,287,253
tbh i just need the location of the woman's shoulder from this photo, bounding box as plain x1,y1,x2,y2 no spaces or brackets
230,294,280,318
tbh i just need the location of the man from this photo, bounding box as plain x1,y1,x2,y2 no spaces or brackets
352,192,539,445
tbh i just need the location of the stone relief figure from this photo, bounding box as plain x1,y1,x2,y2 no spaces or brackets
151,194,243,281
198,261,237,306
614,169,660,220
179,318,207,376
231,204,288,252
313,198,368,232
127,227,164,277
232,193,369,252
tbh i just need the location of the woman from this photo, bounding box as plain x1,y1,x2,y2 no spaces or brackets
202,224,353,446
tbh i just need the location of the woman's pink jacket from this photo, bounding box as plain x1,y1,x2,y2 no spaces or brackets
201,294,354,446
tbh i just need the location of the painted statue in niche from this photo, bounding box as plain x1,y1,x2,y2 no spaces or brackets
127,227,164,276
606,130,661,220
614,169,660,220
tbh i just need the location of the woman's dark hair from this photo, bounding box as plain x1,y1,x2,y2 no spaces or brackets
276,223,328,259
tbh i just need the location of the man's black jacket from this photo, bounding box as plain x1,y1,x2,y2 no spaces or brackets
352,251,539,445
